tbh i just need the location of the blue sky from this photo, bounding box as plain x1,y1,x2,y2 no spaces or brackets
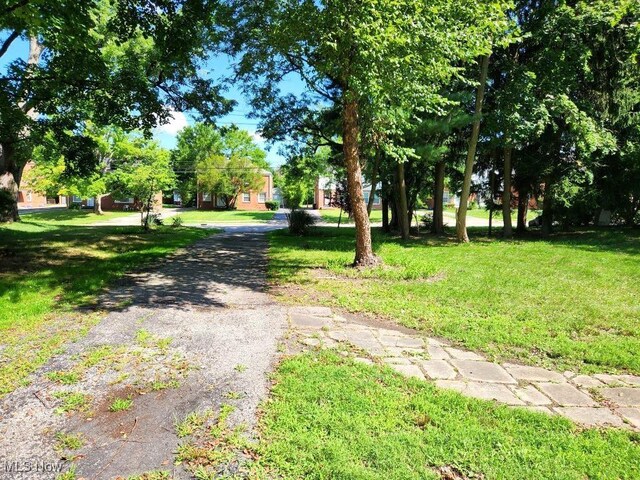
1,37,305,169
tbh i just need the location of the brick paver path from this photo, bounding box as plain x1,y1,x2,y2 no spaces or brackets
290,306,640,430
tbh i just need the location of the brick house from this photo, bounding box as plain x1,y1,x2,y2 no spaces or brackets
314,176,381,210
196,171,274,211
69,193,163,212
17,161,67,209
18,161,163,212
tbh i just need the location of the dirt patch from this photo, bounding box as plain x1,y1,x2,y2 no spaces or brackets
431,465,485,480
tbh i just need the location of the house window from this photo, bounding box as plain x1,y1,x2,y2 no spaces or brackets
72,195,82,203
242,192,251,203
114,197,134,204
258,192,267,203
373,194,381,205
26,190,32,202
216,196,226,207
202,192,211,202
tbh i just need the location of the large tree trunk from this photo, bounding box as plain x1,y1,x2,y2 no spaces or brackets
382,197,389,232
541,177,554,236
516,186,529,234
431,160,445,235
367,148,381,216
381,180,390,233
397,161,410,240
502,147,513,238
94,194,105,215
389,196,398,231
343,98,379,266
0,143,22,222
457,54,490,243
0,37,43,223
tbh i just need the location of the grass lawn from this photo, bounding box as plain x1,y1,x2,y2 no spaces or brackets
444,206,541,221
0,218,212,396
19,208,135,225
177,209,275,223
268,227,640,374
321,208,384,224
255,351,640,480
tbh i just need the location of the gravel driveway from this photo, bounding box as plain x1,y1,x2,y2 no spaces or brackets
0,227,288,479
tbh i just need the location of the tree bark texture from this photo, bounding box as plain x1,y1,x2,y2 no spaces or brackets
432,160,445,235
502,147,513,238
343,98,379,266
397,161,410,240
457,54,490,243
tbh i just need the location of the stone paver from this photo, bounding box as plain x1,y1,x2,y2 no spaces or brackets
572,375,604,388
289,306,333,317
537,383,597,407
384,357,412,365
512,385,552,405
445,347,483,360
426,344,450,359
554,407,625,428
503,363,565,383
451,360,516,384
619,375,640,386
616,408,640,428
291,313,331,329
395,337,425,348
390,364,425,380
594,374,629,385
291,305,640,431
600,387,640,406
418,360,457,380
436,380,525,406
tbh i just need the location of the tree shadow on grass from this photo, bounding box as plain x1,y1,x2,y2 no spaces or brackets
0,222,214,313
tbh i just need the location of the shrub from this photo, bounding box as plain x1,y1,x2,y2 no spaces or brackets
420,213,433,230
171,216,184,228
287,209,315,235
68,203,82,210
145,213,163,227
265,200,279,211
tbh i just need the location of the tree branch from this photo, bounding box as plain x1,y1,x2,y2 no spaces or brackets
283,52,339,102
2,0,30,17
0,30,19,59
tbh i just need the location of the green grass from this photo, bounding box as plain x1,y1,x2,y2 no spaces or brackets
268,227,640,374
0,219,212,397
177,209,275,224
53,391,91,414
109,396,133,412
320,208,383,224
19,208,134,225
54,432,84,451
256,351,640,480
443,206,541,221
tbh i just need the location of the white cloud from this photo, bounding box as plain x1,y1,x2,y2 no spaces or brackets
249,129,266,144
155,110,188,136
